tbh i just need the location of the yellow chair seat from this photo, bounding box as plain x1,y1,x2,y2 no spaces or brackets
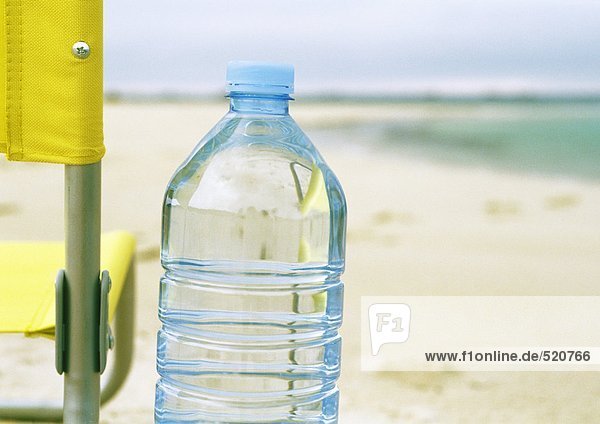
0,231,135,337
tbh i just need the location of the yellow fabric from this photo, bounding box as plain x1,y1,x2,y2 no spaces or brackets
297,165,330,313
0,2,6,153
298,164,330,263
0,231,135,336
0,0,104,164
300,165,329,216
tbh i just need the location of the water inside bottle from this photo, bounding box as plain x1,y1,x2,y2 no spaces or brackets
155,104,346,423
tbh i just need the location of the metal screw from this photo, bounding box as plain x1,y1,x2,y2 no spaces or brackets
72,41,90,59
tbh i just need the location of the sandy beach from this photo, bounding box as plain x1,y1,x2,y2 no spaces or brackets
1,101,600,423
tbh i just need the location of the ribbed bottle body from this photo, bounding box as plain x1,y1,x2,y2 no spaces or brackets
155,103,346,423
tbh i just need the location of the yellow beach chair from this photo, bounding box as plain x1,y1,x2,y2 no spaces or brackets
0,0,136,422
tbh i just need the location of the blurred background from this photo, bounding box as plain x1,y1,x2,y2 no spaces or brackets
2,1,600,422
106,0,600,96
104,0,600,181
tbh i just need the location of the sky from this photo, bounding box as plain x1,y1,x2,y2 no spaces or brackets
105,0,600,95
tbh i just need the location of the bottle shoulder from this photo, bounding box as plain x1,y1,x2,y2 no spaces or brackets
161,111,347,268
168,112,342,194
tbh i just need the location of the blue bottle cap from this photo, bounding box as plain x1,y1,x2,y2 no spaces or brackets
226,61,294,95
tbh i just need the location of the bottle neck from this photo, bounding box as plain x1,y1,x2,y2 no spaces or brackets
229,93,290,115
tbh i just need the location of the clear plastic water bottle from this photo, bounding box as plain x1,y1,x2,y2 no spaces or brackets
155,61,347,423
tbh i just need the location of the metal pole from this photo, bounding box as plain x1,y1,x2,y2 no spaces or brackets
63,162,102,423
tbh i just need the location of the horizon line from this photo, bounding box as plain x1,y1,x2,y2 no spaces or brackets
104,90,600,103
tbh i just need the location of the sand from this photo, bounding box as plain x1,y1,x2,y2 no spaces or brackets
1,102,600,423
